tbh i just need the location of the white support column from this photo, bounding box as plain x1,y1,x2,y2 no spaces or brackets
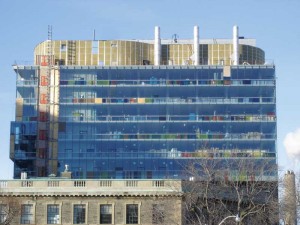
154,26,161,66
233,25,239,65
194,26,200,65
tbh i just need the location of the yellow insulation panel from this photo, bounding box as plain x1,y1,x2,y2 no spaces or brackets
16,98,23,118
95,98,102,104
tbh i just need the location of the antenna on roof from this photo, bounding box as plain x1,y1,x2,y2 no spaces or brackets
172,34,179,43
93,29,96,41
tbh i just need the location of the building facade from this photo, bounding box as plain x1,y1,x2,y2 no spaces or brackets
0,179,182,225
10,26,276,179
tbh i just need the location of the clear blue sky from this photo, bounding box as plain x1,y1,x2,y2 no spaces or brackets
0,0,299,179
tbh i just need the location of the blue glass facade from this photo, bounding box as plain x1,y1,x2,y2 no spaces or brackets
10,67,37,178
11,65,276,179
59,65,276,179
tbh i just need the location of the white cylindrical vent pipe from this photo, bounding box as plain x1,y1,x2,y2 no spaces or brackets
154,26,161,66
194,26,200,65
233,25,239,65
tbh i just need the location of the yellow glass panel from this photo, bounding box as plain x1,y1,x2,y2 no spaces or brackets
138,98,145,103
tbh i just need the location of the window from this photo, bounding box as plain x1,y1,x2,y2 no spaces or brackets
20,204,34,224
126,204,138,224
92,41,98,54
100,204,112,224
0,204,7,223
47,204,60,224
73,204,86,224
60,44,67,52
152,204,164,224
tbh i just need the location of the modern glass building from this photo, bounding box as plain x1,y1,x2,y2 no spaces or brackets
10,26,276,179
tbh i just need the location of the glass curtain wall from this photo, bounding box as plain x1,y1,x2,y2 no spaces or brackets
57,66,276,179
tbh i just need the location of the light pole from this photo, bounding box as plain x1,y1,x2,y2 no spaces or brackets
218,214,241,225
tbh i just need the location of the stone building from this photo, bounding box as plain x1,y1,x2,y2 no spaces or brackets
0,178,182,225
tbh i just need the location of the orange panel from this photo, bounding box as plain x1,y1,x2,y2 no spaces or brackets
41,55,48,66
41,76,48,86
40,94,48,104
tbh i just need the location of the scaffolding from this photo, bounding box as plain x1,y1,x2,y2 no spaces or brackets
35,25,60,176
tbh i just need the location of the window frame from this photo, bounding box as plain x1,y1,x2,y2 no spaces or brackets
20,204,34,224
73,204,87,224
125,203,139,224
99,204,113,224
47,204,60,224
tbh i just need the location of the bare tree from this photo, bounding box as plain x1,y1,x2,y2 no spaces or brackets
0,196,21,225
0,181,22,225
141,196,183,225
152,203,166,224
181,158,278,225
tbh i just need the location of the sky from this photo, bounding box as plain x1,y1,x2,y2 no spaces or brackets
0,0,299,179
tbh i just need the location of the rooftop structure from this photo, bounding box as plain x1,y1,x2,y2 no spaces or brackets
33,26,264,67
10,26,276,179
